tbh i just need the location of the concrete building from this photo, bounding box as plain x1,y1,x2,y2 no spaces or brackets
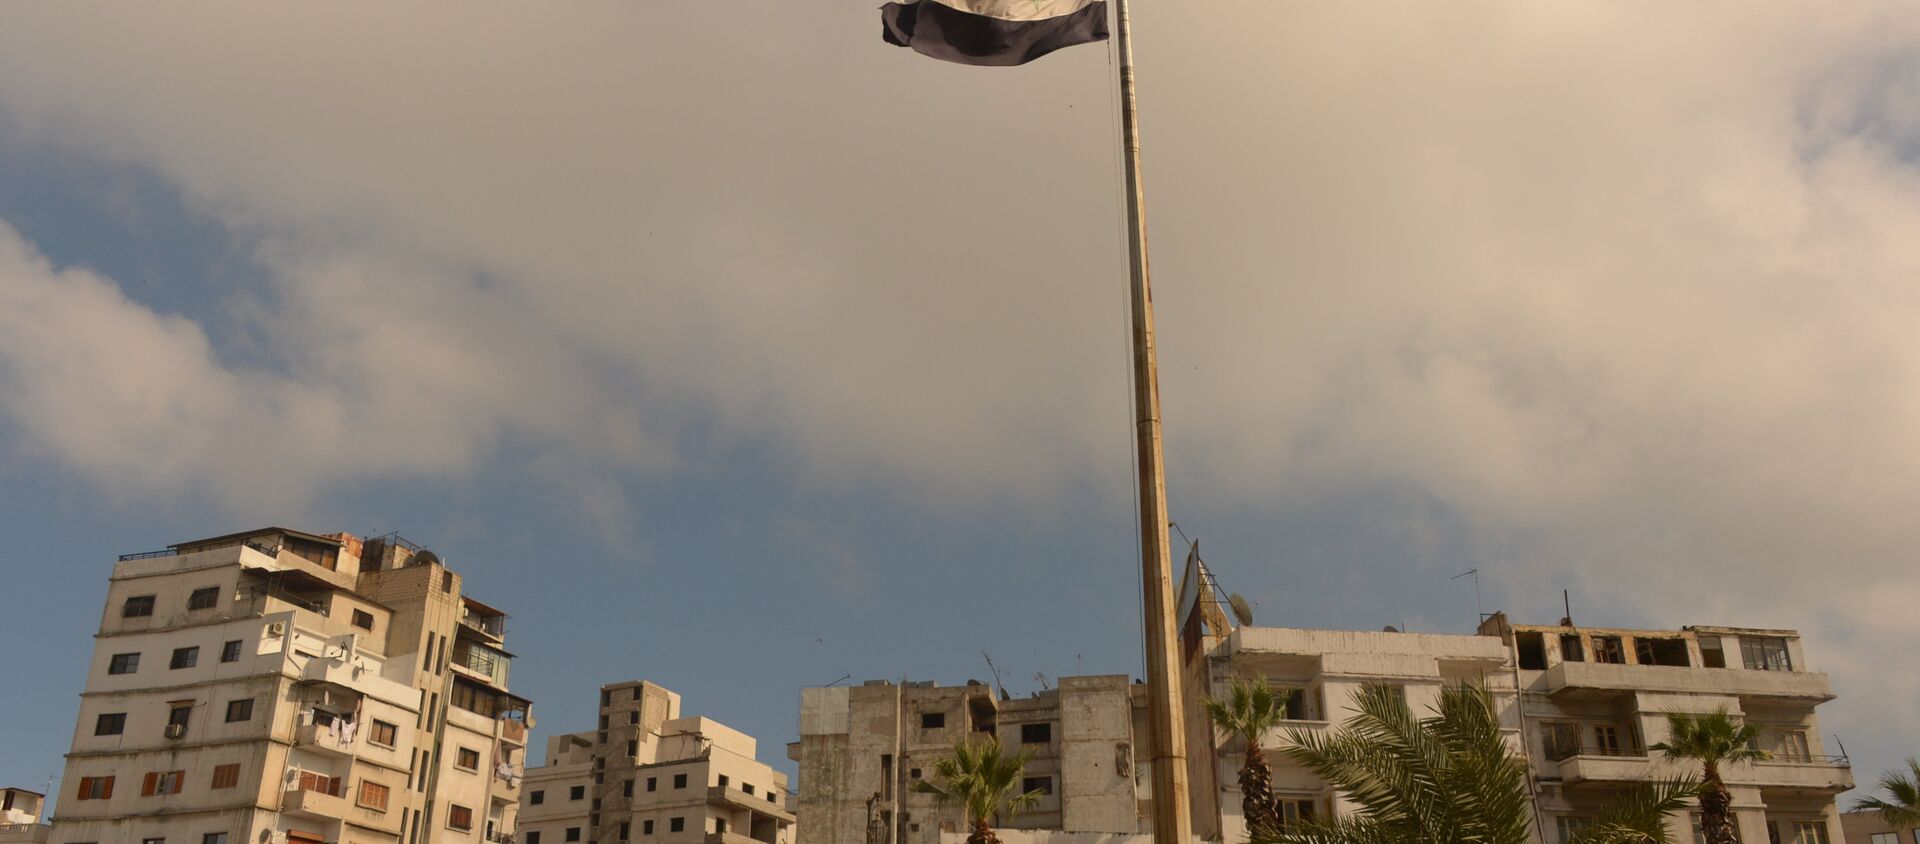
0,788,50,843
1479,614,1852,844
518,680,794,844
51,527,533,844
789,675,1154,844
1842,810,1918,844
1191,625,1517,843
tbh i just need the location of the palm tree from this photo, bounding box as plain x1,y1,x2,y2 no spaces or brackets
1254,683,1698,844
1205,677,1291,840
1852,758,1920,829
910,736,1045,844
1650,710,1767,844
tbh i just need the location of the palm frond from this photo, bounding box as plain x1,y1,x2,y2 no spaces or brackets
1570,776,1703,844
1852,758,1920,828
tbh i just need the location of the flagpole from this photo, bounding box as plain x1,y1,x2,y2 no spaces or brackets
1112,0,1193,840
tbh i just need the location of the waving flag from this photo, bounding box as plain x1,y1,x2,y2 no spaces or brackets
881,0,1110,67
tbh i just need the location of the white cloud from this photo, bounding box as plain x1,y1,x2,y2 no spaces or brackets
2,0,1919,782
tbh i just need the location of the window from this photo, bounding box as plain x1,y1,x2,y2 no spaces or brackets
1277,799,1317,830
881,754,894,800
170,647,199,670
744,783,756,795
95,712,127,736
1560,633,1585,662
526,834,541,844
1021,722,1053,744
1022,776,1053,795
108,652,141,674
1592,636,1626,664
447,804,473,831
225,699,253,723
123,595,156,617
630,711,639,725
457,747,481,771
142,770,186,795
1593,724,1624,754
718,774,730,789
565,828,581,842
1516,632,1548,670
352,609,375,630
202,834,228,844
570,785,585,800
531,790,545,804
220,640,243,663
76,776,114,800
1556,817,1593,844
1871,835,1898,844
1768,730,1812,762
670,817,685,833
1277,686,1311,720
358,780,390,812
1636,637,1692,666
1700,636,1727,668
1742,637,1793,672
644,820,655,835
624,779,634,797
921,712,946,729
211,764,240,789
442,571,455,592
168,703,193,730
646,776,657,792
1540,722,1580,761
370,720,399,748
621,821,630,840
144,839,165,844
1786,821,1830,844
673,773,687,789
767,791,778,804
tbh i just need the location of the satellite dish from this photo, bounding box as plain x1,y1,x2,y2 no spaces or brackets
1228,594,1254,626
414,550,441,566
1383,625,1400,633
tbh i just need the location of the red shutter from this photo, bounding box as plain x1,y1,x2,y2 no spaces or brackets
100,777,113,799
168,771,185,794
141,772,159,796
76,778,91,800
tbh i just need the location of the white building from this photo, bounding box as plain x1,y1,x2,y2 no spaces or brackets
518,680,794,844
51,527,533,844
0,787,50,843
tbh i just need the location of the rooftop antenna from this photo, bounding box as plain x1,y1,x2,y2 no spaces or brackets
1451,568,1484,621
981,651,1009,700
1034,672,1051,691
1563,589,1574,627
823,673,853,688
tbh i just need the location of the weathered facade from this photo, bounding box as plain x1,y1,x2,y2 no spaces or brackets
789,675,1152,844
1841,809,1918,844
0,788,50,843
51,527,532,844
517,680,794,844
1481,614,1851,844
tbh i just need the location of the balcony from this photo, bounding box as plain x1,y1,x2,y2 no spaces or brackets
296,722,358,757
281,784,349,819
1543,662,1833,702
1745,757,1853,792
1556,750,1665,785
709,786,796,824
499,718,528,747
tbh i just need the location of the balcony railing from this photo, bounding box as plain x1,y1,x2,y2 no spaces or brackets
460,613,508,638
1546,746,1648,762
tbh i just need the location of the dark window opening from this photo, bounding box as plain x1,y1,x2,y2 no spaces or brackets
921,712,945,729
1699,636,1727,668
1635,637,1691,667
221,640,243,663
1020,722,1052,744
188,587,220,610
1516,632,1548,670
1592,636,1626,664
1022,776,1053,796
123,595,156,617
352,609,375,631
1560,634,1585,663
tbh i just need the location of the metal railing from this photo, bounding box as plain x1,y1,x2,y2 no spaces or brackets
1761,753,1849,766
118,548,178,561
1548,745,1649,762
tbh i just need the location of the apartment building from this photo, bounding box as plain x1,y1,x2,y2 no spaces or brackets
0,787,50,843
1480,614,1852,844
51,527,533,844
518,680,794,844
789,675,1153,844
1842,810,1918,844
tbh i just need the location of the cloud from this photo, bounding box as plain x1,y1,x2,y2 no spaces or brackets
2,0,1920,781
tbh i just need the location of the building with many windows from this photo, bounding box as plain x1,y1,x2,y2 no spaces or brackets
50,527,533,844
789,674,1154,844
518,680,794,844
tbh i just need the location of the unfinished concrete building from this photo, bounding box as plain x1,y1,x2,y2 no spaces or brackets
1480,614,1851,844
789,675,1153,844
517,680,794,844
50,527,533,844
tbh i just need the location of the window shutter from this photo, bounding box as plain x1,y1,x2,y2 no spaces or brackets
77,778,91,799
170,771,186,794
142,772,159,796
101,777,114,799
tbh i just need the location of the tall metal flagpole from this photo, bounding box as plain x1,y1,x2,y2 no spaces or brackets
1113,0,1193,840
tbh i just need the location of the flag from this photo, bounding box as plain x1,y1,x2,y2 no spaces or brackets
881,0,1110,67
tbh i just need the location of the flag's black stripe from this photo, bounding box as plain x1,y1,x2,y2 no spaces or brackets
882,1,1109,67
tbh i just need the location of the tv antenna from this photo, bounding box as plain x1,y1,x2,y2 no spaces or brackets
1451,568,1485,621
981,651,1009,700
1034,672,1051,691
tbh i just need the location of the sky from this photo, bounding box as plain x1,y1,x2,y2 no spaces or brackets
2,0,1919,812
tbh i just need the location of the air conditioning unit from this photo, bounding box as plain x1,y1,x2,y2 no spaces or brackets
266,622,286,637
163,723,186,740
